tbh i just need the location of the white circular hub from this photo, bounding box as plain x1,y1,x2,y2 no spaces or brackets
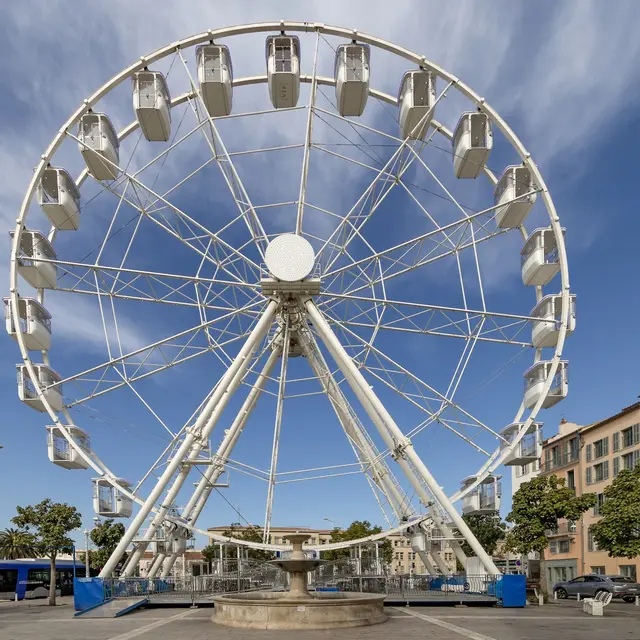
264,234,315,282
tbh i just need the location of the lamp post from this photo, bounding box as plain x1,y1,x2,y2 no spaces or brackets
323,517,340,529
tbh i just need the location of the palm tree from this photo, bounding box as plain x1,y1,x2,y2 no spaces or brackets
0,528,38,559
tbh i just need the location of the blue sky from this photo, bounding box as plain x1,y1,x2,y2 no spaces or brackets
1,1,640,550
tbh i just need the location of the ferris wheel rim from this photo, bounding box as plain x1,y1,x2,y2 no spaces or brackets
9,21,570,548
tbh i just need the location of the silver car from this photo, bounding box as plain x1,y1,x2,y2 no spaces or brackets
553,574,640,602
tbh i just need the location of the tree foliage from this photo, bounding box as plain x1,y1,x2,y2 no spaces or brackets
12,499,82,605
461,512,507,557
590,464,640,558
89,519,126,572
221,523,275,563
201,544,217,572
0,528,38,559
505,475,596,555
323,520,393,565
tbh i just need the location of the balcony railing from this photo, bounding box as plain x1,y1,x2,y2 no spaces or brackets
542,451,579,473
545,521,577,538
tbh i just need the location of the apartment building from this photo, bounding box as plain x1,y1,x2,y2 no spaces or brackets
207,525,457,575
540,402,640,587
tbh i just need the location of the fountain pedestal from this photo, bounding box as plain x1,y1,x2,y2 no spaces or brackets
211,533,387,630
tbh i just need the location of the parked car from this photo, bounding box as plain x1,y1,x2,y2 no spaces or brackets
553,574,640,602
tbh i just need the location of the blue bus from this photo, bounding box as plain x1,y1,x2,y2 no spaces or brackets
0,559,86,600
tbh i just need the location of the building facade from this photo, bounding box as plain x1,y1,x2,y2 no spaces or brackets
207,525,457,575
541,403,640,587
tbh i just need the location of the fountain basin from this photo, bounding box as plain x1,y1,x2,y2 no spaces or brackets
212,591,387,630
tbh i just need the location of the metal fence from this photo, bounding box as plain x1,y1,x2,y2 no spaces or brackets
104,565,498,604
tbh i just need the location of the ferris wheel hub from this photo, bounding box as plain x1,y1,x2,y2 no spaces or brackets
264,233,315,282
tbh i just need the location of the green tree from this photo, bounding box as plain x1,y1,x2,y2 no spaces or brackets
221,523,275,563
201,544,217,573
590,464,640,558
505,475,595,592
12,499,82,605
89,519,126,574
0,528,38,559
323,520,393,566
461,512,507,557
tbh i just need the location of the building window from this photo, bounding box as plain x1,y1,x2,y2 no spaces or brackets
586,466,592,484
594,493,606,517
593,461,609,482
549,540,558,554
621,451,640,471
559,540,570,553
588,527,599,552
568,520,577,533
567,470,575,490
591,566,606,575
620,565,637,581
614,457,620,477
586,444,592,462
593,437,609,459
613,431,620,452
622,424,640,449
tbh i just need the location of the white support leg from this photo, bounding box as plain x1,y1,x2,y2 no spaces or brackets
304,300,500,575
264,322,291,542
160,347,281,578
99,301,277,578
147,552,166,579
122,346,257,577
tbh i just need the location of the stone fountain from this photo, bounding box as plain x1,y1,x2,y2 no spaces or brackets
212,533,387,630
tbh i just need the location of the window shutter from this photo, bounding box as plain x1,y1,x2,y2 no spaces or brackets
586,444,592,462
603,459,609,480
613,432,620,452
634,450,640,468
634,424,640,446
586,466,592,484
603,437,609,456
614,457,620,477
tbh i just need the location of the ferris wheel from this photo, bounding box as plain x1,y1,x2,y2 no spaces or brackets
7,21,574,579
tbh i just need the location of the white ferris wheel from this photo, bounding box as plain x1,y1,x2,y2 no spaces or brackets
7,21,574,578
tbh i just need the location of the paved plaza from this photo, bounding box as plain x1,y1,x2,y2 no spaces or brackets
2,598,640,640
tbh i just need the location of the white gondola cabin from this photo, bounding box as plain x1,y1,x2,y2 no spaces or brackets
78,112,120,180
521,227,562,287
524,360,568,409
452,112,493,179
4,297,51,351
398,69,436,140
17,364,62,412
93,478,133,517
500,422,543,466
334,43,370,117
46,425,91,469
196,44,233,117
460,475,502,515
531,294,576,349
266,35,301,109
10,230,57,289
37,167,80,230
132,71,171,142
493,165,537,228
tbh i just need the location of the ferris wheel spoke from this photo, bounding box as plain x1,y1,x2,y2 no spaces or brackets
318,81,455,273
46,257,260,310
177,51,269,259
295,32,320,235
66,129,261,285
320,187,541,298
53,300,265,406
317,294,535,347
333,319,506,446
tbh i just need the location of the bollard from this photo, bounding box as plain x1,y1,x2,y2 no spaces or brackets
635,596,639,607
554,591,558,600
577,593,580,602
538,594,544,607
